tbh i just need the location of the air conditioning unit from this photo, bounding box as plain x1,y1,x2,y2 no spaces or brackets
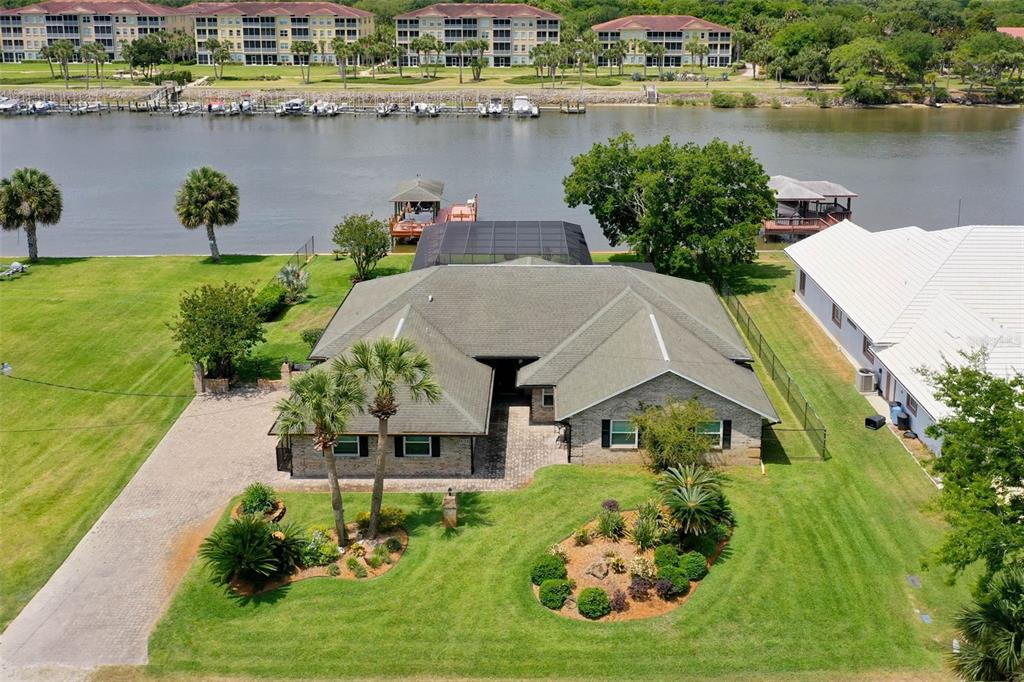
856,368,876,393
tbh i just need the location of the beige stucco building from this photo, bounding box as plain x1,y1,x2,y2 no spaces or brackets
592,15,733,68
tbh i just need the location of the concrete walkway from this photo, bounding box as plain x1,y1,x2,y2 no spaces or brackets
0,387,288,680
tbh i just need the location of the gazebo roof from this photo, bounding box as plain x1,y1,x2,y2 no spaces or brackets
769,175,857,201
390,177,445,204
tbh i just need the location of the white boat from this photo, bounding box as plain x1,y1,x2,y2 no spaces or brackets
337,101,351,112
410,101,431,117
171,102,199,116
476,102,489,117
0,99,23,115
487,97,504,117
308,100,337,116
31,100,56,114
275,98,305,116
512,95,539,118
375,102,397,117
70,101,103,115
239,99,253,115
208,100,226,115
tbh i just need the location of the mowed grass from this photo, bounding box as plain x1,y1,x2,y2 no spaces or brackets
146,253,967,679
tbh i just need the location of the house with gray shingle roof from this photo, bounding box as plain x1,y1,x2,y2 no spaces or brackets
279,258,778,478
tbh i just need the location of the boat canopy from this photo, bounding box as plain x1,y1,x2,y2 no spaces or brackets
390,177,445,204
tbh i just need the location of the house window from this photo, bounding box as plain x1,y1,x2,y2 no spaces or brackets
905,394,919,416
402,436,432,457
862,335,874,362
831,302,842,327
541,387,554,407
333,435,360,457
798,270,806,295
696,421,723,449
610,420,637,448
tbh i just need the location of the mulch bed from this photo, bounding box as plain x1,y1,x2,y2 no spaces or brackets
533,511,730,622
230,523,408,596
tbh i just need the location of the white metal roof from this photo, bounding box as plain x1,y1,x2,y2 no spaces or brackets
786,220,1024,418
769,175,857,201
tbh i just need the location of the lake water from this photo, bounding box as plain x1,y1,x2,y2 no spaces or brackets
1,106,1022,257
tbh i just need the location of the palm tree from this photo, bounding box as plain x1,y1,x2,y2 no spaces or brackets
452,42,468,83
0,168,63,263
332,38,356,88
275,370,365,547
174,167,239,262
292,41,317,84
50,39,75,89
950,564,1024,681
82,43,108,89
39,45,56,79
331,337,441,539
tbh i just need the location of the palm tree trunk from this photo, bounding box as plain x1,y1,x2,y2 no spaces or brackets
25,223,39,262
367,417,389,539
46,57,55,79
206,223,221,262
322,445,349,546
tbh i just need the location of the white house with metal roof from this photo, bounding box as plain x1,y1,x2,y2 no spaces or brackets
785,220,1024,453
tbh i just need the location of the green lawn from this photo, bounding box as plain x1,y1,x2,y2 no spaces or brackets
0,253,413,629
146,252,967,679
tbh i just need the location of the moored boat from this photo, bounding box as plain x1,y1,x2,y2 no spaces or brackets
512,95,539,118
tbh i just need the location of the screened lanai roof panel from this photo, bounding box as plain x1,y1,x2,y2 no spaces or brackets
411,220,593,269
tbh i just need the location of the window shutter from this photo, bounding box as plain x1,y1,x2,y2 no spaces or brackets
600,420,610,448
358,435,369,457
431,436,441,457
394,436,403,457
722,420,732,450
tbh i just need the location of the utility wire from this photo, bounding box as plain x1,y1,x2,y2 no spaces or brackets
1,374,194,399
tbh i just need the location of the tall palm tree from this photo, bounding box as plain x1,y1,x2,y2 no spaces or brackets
50,39,75,89
275,370,366,546
452,42,468,83
39,45,56,79
332,38,356,88
331,337,441,538
292,40,317,84
0,168,63,263
950,564,1024,681
174,166,239,262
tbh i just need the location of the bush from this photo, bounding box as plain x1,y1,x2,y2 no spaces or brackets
347,542,366,557
346,556,360,571
608,555,626,574
270,522,308,577
366,554,383,569
810,91,832,108
385,536,403,553
630,72,645,81
678,551,709,580
253,281,288,321
199,516,280,586
682,532,719,558
601,499,620,512
577,587,611,619
710,92,739,108
628,555,656,580
300,327,323,348
841,74,891,105
596,509,626,540
631,515,660,552
373,543,392,564
326,563,340,577
332,213,391,281
740,92,757,107
770,97,782,109
610,589,628,612
170,281,266,379
573,526,591,546
657,565,691,596
355,506,407,532
301,526,341,567
538,579,574,609
239,482,277,515
628,576,652,600
548,544,568,562
276,263,310,303
531,554,567,586
654,577,678,600
653,544,680,569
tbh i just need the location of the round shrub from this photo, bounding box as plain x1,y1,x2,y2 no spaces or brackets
531,554,567,586
301,526,341,567
653,544,680,569
657,565,691,596
239,482,277,515
356,507,407,532
602,499,620,511
539,579,574,610
682,532,719,558
678,551,709,580
385,536,403,553
609,589,628,612
710,92,739,108
628,555,656,580
577,587,611,620
628,576,652,601
654,578,677,600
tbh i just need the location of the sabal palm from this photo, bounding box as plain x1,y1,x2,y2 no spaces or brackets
331,337,441,538
950,564,1023,681
175,166,239,262
332,39,355,88
0,167,63,262
275,370,365,546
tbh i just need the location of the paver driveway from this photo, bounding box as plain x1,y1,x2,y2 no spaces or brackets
0,387,288,678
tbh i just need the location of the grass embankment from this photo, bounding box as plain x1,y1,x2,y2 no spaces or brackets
0,253,412,629
146,252,966,679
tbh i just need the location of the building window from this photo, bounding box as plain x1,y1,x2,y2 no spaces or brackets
541,387,554,407
905,394,919,416
610,419,637,448
696,421,723,449
798,270,806,295
831,302,842,327
862,335,874,362
333,435,360,457
402,435,432,457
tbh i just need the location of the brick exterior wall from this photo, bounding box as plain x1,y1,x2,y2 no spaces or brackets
567,372,764,466
290,435,473,478
530,387,556,423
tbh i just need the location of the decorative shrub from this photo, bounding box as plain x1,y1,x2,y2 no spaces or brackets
270,522,307,578
301,526,341,567
531,554,568,586
356,507,407,532
610,589,629,612
596,509,626,540
712,522,731,543
276,263,310,303
770,97,782,109
682,532,719,558
653,544,680,569
573,526,592,546
577,587,611,620
628,576,652,600
366,554,383,569
608,556,626,574
373,544,392,564
710,92,739,108
253,281,288,321
631,500,663,551
300,327,324,348
539,579,574,609
601,499,620,512
326,563,340,577
199,516,280,586
346,556,360,571
239,482,277,515
657,565,691,596
548,544,568,562
740,92,757,108
347,543,366,557
628,555,656,580
385,537,403,553
678,551,709,580
654,578,678,600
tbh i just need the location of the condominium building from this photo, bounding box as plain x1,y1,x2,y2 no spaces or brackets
0,0,190,63
178,2,373,66
591,15,733,68
395,3,560,67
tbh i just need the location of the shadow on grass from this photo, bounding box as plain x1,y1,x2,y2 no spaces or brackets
226,582,292,606
410,491,494,539
722,260,791,295
760,428,792,466
368,266,408,280
236,354,283,382
199,254,278,266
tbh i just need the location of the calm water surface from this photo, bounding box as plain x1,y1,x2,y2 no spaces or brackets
1,106,1022,256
